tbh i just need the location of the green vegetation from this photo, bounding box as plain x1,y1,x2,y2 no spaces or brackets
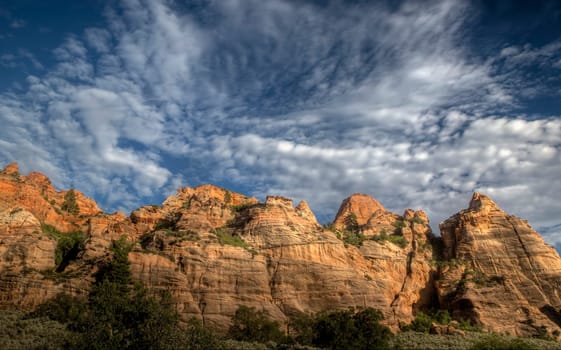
227,306,285,343
400,310,451,333
61,189,80,215
154,219,175,231
230,202,255,212
371,229,409,248
226,306,392,350
165,229,201,241
290,308,392,350
6,297,561,350
465,268,506,288
139,232,155,248
342,229,366,247
400,309,482,334
41,224,86,271
215,228,249,248
392,220,407,229
344,213,359,232
390,330,561,350
28,236,204,349
224,190,232,204
387,234,408,248
469,334,538,350
0,310,73,349
411,216,425,224
324,212,366,247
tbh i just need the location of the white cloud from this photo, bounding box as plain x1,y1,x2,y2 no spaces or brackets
0,0,560,247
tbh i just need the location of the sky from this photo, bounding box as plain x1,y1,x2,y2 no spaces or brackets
1,0,561,249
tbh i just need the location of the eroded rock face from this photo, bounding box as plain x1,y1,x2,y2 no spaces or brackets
133,191,436,331
437,193,561,337
333,193,385,229
0,165,438,331
2,163,560,338
0,163,100,233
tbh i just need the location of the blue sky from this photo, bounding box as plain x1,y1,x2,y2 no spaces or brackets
1,0,561,249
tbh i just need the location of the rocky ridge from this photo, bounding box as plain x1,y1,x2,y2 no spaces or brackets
0,163,560,338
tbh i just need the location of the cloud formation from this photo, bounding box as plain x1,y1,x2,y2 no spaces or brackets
1,0,560,244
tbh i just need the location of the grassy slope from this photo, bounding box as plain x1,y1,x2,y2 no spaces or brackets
392,331,561,350
1,310,560,350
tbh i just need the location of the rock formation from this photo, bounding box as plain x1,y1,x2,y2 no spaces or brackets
437,192,561,336
0,163,560,338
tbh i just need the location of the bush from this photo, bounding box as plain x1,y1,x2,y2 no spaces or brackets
230,202,256,212
344,213,359,232
166,230,200,241
28,293,86,324
470,334,538,350
388,234,408,248
342,230,366,247
55,231,86,270
227,306,285,343
401,310,451,333
41,224,86,271
308,308,391,350
371,230,408,248
215,228,248,248
0,310,74,349
73,237,183,349
184,317,224,350
61,189,80,215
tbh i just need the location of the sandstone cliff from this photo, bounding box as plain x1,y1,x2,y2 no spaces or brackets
437,193,561,336
1,163,560,338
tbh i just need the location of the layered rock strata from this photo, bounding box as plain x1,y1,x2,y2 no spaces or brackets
1,163,560,338
437,193,561,336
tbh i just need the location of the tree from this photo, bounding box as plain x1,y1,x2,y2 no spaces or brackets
72,237,181,350
227,305,284,343
61,189,80,215
292,308,392,350
344,213,359,232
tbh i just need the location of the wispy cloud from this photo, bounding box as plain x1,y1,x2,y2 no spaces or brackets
9,19,25,29
0,0,560,244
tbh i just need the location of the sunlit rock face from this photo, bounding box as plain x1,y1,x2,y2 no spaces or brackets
1,163,560,337
437,192,561,337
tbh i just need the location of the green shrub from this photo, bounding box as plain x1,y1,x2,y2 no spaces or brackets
392,220,407,229
0,310,74,349
470,334,538,350
41,224,85,271
458,319,482,332
227,306,285,343
139,233,155,249
344,213,359,232
411,216,425,224
371,230,408,248
224,191,232,204
27,293,86,324
306,308,391,350
61,189,80,215
230,202,255,212
342,230,365,247
74,237,182,349
387,234,408,248
165,229,200,241
184,317,224,349
401,311,435,333
215,228,248,248
401,310,451,333
289,313,315,345
154,219,175,231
